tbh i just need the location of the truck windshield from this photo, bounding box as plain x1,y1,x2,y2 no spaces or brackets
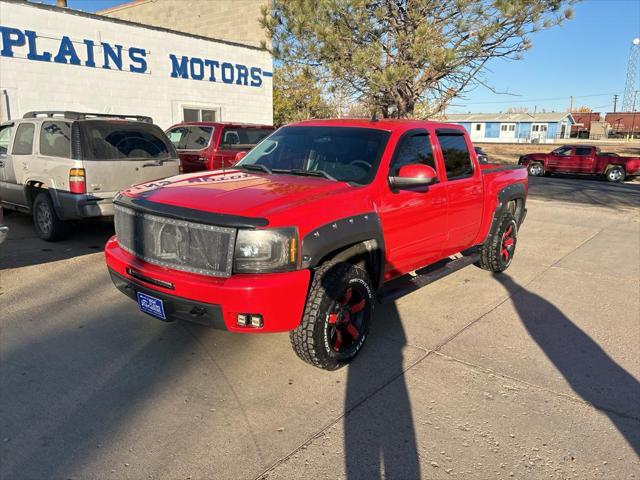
236,126,390,184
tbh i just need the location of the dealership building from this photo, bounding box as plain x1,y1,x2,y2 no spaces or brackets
0,0,273,128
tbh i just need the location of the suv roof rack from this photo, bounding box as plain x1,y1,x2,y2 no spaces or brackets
23,111,153,123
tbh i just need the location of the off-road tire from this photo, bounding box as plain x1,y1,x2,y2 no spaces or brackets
290,261,374,370
605,165,625,183
476,212,518,273
33,192,69,241
527,162,544,177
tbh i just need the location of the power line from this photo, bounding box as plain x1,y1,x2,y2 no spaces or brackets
456,91,623,106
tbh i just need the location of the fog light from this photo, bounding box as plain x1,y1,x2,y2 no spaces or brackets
237,314,248,326
250,315,263,328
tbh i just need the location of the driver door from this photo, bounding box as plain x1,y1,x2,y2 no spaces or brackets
378,129,448,279
547,146,575,172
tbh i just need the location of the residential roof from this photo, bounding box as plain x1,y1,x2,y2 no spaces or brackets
442,112,575,123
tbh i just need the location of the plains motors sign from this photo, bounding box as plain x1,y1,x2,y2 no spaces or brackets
0,26,270,88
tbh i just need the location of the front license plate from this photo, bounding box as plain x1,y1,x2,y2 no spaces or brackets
137,292,166,320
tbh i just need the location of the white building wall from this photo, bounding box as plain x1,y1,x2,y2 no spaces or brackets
0,1,273,128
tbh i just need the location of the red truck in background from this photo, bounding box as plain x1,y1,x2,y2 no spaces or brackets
165,122,275,173
519,145,640,182
105,119,528,370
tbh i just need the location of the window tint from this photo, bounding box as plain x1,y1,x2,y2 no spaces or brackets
436,131,473,180
79,122,174,160
389,132,436,176
0,125,12,155
219,128,274,150
575,147,592,156
553,146,572,156
12,123,35,155
40,121,71,158
166,126,213,150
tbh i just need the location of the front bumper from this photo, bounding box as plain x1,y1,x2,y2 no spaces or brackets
54,190,116,220
105,236,311,332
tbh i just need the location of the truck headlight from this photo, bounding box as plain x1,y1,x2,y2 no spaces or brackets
234,227,298,273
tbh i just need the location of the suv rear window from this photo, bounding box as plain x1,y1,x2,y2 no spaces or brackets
166,126,214,150
79,121,175,161
219,128,274,150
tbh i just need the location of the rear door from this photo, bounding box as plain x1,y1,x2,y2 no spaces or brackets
80,121,179,196
2,122,34,206
574,146,596,173
435,128,483,255
215,127,274,169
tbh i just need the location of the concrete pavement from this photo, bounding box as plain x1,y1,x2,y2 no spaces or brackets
1,175,638,479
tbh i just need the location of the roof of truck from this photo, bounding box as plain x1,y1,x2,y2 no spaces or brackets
287,118,467,132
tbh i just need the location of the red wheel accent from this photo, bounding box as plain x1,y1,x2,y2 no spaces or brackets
345,323,360,340
351,299,366,313
500,224,516,261
328,284,368,354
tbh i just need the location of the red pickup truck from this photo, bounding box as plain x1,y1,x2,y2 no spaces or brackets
105,119,528,370
165,122,274,173
519,145,640,182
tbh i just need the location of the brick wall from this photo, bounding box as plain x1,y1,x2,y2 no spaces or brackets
0,1,273,128
98,0,269,47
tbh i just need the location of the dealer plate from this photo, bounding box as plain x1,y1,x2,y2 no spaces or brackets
137,292,166,320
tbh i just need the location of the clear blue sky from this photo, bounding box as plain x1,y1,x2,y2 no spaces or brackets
37,0,640,114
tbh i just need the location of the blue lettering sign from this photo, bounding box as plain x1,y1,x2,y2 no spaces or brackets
83,39,96,67
25,30,51,62
53,36,81,65
0,26,25,57
128,47,147,73
102,43,123,70
170,54,189,78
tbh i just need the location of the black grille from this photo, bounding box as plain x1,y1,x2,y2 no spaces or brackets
114,204,236,277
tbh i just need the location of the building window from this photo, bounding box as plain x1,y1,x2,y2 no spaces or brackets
500,124,515,132
183,107,217,122
475,124,481,131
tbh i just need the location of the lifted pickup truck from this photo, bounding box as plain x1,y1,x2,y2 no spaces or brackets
519,144,640,182
105,119,528,370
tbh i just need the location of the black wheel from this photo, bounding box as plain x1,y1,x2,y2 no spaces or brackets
290,261,374,370
527,162,544,177
32,192,69,241
476,212,518,273
605,166,625,183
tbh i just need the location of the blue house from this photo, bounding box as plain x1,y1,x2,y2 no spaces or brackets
442,112,575,144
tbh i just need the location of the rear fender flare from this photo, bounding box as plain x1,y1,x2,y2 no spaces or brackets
488,183,527,236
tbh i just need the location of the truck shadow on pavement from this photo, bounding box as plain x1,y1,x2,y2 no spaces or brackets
0,213,114,269
527,176,640,209
343,304,422,479
495,274,640,456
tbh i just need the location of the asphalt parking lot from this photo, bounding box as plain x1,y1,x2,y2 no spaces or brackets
1,175,639,480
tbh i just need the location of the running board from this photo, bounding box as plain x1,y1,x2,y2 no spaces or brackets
377,251,480,304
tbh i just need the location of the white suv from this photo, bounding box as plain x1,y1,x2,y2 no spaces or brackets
0,111,179,241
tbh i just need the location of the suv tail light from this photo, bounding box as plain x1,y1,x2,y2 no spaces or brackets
69,168,86,194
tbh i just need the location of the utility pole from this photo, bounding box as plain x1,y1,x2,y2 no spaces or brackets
569,96,574,112
613,94,619,113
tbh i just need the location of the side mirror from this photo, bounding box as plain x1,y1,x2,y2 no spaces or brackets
234,151,248,163
389,164,438,189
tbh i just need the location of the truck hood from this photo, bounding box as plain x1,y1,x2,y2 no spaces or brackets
121,169,364,224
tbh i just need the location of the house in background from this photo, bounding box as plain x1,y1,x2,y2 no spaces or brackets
442,112,575,143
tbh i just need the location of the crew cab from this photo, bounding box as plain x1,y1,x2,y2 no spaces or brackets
519,145,640,182
105,119,528,370
0,111,179,241
165,122,275,173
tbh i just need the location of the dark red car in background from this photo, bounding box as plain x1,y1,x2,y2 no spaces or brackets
519,145,640,182
165,122,275,173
